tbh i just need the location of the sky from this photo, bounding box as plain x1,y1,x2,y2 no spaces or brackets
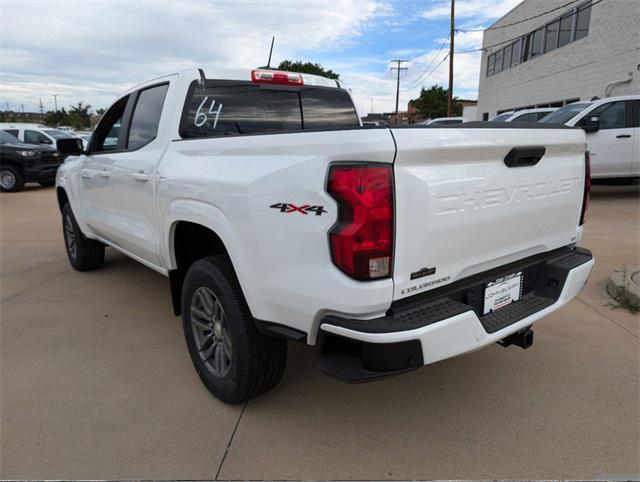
0,0,523,116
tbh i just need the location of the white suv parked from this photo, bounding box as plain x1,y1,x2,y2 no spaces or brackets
540,96,640,180
0,123,77,149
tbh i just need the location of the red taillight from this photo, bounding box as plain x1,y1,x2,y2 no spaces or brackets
251,69,304,85
327,164,394,280
580,151,591,225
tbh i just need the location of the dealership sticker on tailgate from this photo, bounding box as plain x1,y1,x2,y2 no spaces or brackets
483,272,523,315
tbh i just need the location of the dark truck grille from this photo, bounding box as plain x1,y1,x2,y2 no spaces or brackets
40,151,61,164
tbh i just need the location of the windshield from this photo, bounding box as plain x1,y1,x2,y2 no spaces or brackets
489,112,513,122
0,130,21,144
44,129,74,139
540,103,590,124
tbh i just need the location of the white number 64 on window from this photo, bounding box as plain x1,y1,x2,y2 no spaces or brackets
194,96,223,128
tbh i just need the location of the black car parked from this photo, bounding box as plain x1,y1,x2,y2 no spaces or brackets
0,130,63,192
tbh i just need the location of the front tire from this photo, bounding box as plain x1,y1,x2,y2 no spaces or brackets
62,202,105,271
182,255,287,404
0,165,25,192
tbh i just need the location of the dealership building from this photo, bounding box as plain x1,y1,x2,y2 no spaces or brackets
476,0,640,120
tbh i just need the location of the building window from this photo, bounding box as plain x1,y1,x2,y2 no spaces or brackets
485,0,592,77
530,28,544,58
503,44,512,69
487,53,495,76
574,2,592,41
545,20,559,53
495,49,503,73
511,39,521,66
557,12,574,47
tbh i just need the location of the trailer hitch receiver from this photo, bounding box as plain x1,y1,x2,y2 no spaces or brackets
498,327,534,349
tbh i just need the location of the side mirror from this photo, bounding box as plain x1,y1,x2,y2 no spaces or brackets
581,115,600,133
56,138,84,156
41,138,53,145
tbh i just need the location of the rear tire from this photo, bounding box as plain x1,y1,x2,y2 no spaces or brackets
62,202,105,271
0,165,25,192
182,255,287,404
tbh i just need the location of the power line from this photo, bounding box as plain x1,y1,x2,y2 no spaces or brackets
408,53,451,91
458,0,585,33
405,35,450,89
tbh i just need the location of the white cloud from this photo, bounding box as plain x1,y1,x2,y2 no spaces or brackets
0,0,390,111
419,0,523,21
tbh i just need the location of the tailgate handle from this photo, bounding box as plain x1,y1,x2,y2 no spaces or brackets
504,147,545,167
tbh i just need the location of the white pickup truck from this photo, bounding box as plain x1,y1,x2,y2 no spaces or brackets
56,67,594,404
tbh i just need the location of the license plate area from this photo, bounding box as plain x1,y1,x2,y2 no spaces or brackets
483,271,523,315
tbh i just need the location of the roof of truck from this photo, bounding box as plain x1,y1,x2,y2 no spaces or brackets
128,67,341,92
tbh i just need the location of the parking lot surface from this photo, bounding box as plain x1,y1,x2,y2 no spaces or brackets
1,184,639,480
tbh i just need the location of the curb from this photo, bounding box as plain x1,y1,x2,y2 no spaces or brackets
607,265,640,309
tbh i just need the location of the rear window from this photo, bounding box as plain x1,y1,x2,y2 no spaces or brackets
180,80,359,138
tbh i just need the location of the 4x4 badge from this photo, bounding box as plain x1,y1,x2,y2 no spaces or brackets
270,203,327,216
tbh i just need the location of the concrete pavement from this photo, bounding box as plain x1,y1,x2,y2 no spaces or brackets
1,184,638,480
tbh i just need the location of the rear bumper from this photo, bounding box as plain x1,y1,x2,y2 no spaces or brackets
318,247,594,382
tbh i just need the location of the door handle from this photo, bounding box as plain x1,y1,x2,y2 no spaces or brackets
504,146,545,167
80,169,92,180
100,168,111,179
616,134,631,139
133,171,150,183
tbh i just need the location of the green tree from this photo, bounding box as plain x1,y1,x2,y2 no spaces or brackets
68,102,92,128
276,60,340,80
44,107,68,127
411,85,462,118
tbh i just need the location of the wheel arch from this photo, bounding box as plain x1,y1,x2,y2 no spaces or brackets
168,220,234,316
56,186,69,213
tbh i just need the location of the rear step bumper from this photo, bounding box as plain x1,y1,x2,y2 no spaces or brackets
318,247,594,382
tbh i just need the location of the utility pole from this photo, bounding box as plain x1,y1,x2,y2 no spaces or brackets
53,94,58,113
447,0,455,117
39,98,44,115
390,59,408,124
370,98,374,113
20,103,25,114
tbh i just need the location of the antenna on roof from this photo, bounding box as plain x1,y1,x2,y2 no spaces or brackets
266,36,275,69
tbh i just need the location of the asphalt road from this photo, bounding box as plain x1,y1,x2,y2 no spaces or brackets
1,183,638,480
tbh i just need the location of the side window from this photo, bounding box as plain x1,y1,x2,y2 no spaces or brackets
535,111,551,121
24,130,52,145
92,96,129,153
584,101,627,130
3,129,19,137
514,113,539,122
127,84,169,150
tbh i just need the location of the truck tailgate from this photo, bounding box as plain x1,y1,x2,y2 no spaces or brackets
390,126,587,301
